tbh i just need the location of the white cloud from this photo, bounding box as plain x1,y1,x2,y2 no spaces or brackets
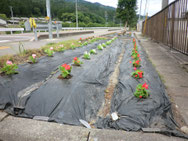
84,0,118,8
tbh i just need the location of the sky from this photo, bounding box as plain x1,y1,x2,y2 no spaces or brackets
85,0,176,16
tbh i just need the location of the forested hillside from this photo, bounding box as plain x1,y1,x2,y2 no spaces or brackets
0,0,119,27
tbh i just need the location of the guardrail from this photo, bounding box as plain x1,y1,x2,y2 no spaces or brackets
142,0,188,55
0,28,24,34
61,27,122,31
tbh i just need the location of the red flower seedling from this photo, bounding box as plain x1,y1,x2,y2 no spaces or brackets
134,83,150,99
133,67,137,71
142,83,149,89
59,64,72,78
73,57,83,66
133,38,136,43
133,59,141,68
131,70,144,79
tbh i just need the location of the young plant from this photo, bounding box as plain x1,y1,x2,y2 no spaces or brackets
102,43,107,48
133,38,136,43
1,60,18,75
133,59,141,68
45,47,54,56
82,41,88,46
131,69,144,79
59,64,72,78
106,40,112,45
83,51,90,60
57,45,65,52
97,44,103,50
90,49,97,54
132,52,140,60
71,43,76,50
134,83,149,99
112,36,117,41
29,54,37,63
73,57,83,66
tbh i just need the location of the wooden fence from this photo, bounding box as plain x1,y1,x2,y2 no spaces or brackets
142,0,188,55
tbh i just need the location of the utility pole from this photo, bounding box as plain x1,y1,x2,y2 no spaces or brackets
75,0,78,28
113,15,115,26
144,0,148,16
105,11,108,27
9,6,14,25
46,0,53,39
139,0,143,21
120,20,122,27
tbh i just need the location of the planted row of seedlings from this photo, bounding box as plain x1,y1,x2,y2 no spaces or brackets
0,36,105,76
58,37,117,79
131,38,149,99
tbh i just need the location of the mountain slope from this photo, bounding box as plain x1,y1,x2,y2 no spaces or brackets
0,0,117,25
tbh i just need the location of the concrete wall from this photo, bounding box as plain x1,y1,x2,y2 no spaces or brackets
0,18,7,27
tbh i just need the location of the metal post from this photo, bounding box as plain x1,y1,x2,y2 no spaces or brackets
9,6,14,25
34,28,38,41
144,0,148,16
56,23,59,38
75,0,78,28
170,4,175,50
105,11,108,27
46,0,53,39
139,0,143,21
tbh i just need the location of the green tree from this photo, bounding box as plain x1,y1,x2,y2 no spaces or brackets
116,0,137,28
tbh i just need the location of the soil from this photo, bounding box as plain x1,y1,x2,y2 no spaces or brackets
57,74,73,80
97,48,126,118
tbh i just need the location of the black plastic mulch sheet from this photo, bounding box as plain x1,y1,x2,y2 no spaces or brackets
97,38,188,139
0,39,122,126
0,40,106,110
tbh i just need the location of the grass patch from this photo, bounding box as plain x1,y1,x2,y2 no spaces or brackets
42,40,81,51
0,49,45,68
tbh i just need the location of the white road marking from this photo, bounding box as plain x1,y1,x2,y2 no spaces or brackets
0,40,10,43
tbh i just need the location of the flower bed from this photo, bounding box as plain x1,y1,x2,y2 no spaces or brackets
0,35,184,139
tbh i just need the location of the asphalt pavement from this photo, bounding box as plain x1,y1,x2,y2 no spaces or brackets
0,29,121,56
